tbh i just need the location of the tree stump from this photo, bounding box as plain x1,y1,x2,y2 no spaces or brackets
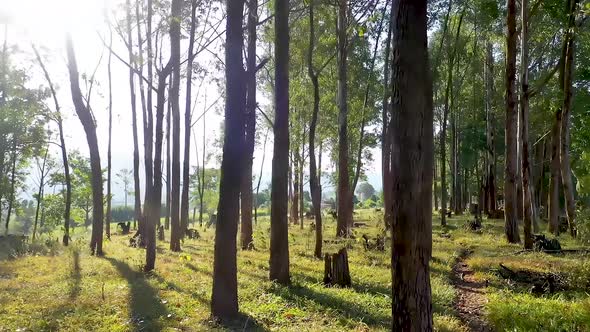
157,225,165,241
323,248,351,287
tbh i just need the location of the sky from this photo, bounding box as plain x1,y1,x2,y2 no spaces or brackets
1,0,382,206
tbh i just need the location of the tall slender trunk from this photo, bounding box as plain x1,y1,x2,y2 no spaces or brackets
440,7,464,225
390,0,433,329
549,110,562,234
33,148,49,240
336,0,352,237
31,45,72,245
560,0,578,238
211,0,245,317
169,0,182,252
181,0,198,239
4,138,17,234
382,0,394,229
240,0,258,250
269,0,290,285
106,28,113,240
66,35,104,255
504,0,520,243
307,0,323,251
299,139,304,229
291,145,300,225
165,85,171,230
255,129,269,224
520,0,534,248
484,41,497,215
126,0,142,231
352,8,385,196
145,63,171,271
199,112,206,227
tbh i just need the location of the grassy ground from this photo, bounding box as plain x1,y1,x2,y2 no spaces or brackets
0,210,588,331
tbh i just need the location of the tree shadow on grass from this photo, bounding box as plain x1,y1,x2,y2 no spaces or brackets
105,258,168,331
271,283,390,329
210,312,270,332
184,262,213,277
68,248,81,300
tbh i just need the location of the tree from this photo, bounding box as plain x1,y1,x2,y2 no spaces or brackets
270,0,291,285
520,0,534,249
32,44,72,246
124,0,143,232
307,0,323,258
390,0,433,329
116,168,133,208
335,0,352,237
65,34,105,255
211,0,246,318
504,0,520,244
241,0,259,250
356,182,376,202
181,0,198,240
169,0,182,252
106,24,114,240
559,0,579,238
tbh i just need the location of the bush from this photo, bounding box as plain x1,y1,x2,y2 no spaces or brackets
111,206,134,222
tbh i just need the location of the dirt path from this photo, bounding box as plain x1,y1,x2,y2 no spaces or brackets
452,249,493,332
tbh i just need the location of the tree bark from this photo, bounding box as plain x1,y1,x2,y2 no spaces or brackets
307,0,322,258
336,0,352,237
241,0,257,250
484,41,497,216
520,0,534,249
181,0,198,240
560,0,578,238
549,110,562,234
269,0,290,285
211,0,245,318
169,0,182,252
106,27,113,240
65,35,104,255
126,0,142,232
504,0,520,244
440,7,464,226
390,0,433,329
382,0,394,229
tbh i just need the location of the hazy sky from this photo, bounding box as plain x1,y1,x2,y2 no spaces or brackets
2,0,382,205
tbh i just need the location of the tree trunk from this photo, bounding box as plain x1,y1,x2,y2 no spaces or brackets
169,0,182,252
560,0,578,238
106,28,113,240
211,0,245,318
31,45,72,245
336,0,352,237
255,130,269,225
33,148,49,240
4,138,17,234
269,0,290,285
125,0,142,232
382,0,394,229
66,35,104,255
240,0,257,250
484,41,497,215
165,99,171,230
549,110,562,234
181,0,198,240
440,7,464,226
291,146,300,225
308,34,323,256
504,0,520,244
390,1,433,329
520,0,534,249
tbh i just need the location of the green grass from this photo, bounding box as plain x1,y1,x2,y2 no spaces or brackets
0,210,589,331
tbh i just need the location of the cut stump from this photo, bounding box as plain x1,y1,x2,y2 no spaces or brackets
323,248,351,287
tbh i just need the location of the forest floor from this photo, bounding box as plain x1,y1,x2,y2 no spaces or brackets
1,210,590,331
